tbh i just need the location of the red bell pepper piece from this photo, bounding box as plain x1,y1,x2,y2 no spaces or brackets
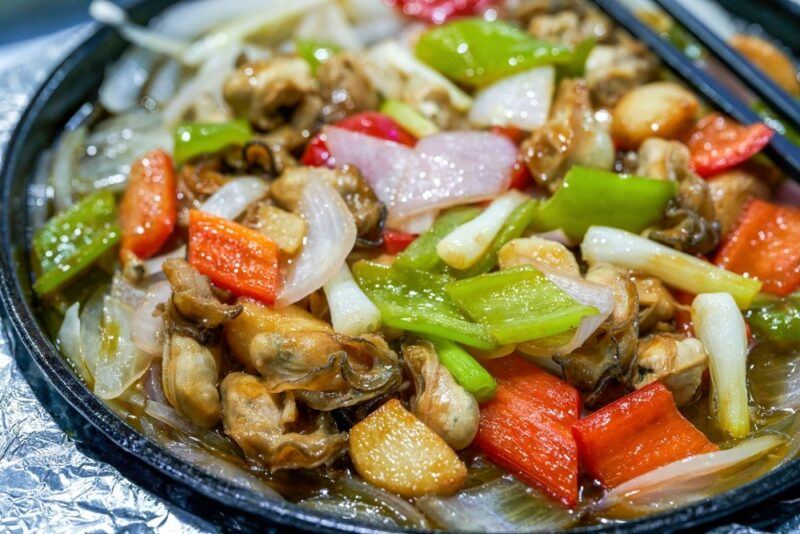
572,382,717,489
301,112,416,167
490,125,527,144
672,290,696,337
388,0,496,24
490,126,531,190
188,210,281,304
475,355,581,507
714,199,800,296
119,149,177,259
686,114,773,177
382,229,417,254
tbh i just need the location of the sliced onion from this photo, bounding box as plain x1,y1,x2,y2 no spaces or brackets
50,126,87,212
145,400,237,455
692,292,750,438
132,281,172,356
144,362,167,404
596,435,784,515
392,210,437,234
99,47,157,113
199,177,268,220
416,475,577,532
323,126,413,206
296,3,363,50
277,179,357,307
77,110,172,194
470,66,555,130
153,0,285,39
325,128,517,225
93,296,156,400
145,58,182,105
323,264,381,336
144,246,186,277
546,274,614,355
392,132,517,222
58,303,93,384
90,0,189,58
79,291,105,385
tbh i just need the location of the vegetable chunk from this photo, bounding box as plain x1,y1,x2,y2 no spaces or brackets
349,399,467,497
572,382,717,489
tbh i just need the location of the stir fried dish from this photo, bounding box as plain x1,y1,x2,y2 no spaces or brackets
33,0,800,529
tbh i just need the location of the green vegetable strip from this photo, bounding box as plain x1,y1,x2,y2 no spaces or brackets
380,99,440,138
446,265,597,345
352,261,495,349
295,39,342,74
531,166,677,239
173,119,252,164
747,293,800,345
560,38,595,77
450,199,540,278
414,18,572,87
395,207,481,271
33,191,120,296
425,335,496,403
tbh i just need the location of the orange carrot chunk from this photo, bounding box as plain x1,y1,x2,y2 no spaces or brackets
188,210,281,305
119,149,177,259
572,382,717,489
714,199,800,296
475,355,581,507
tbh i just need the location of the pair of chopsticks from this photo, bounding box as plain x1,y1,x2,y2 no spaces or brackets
592,0,800,180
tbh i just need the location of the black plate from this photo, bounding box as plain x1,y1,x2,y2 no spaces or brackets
1,1,799,532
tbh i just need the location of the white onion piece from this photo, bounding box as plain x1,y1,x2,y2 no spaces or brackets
392,210,437,234
144,246,186,277
597,435,784,514
50,126,86,212
277,179,357,307
79,291,105,384
437,191,528,270
144,362,167,404
323,264,381,336
132,281,172,356
369,42,472,111
392,132,517,222
92,296,155,400
323,126,413,205
99,47,157,113
58,303,93,384
296,3,362,50
580,226,761,309
153,0,283,39
470,66,555,130
416,475,577,532
546,273,614,354
199,177,268,220
692,292,751,438
180,0,327,66
145,400,236,454
90,0,189,58
145,59,182,105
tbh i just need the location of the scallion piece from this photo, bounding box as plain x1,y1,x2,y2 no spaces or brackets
380,99,439,138
395,207,481,272
425,335,496,402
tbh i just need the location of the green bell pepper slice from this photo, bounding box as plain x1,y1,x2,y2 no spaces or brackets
424,334,496,402
173,119,252,164
414,18,572,87
446,265,597,345
33,190,120,296
295,39,342,74
352,261,494,348
395,207,481,271
531,166,677,239
747,293,800,346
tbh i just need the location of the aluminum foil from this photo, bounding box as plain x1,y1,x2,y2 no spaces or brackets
0,25,212,534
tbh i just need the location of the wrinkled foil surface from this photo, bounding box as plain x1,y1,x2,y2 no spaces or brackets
1,19,799,534
0,25,212,534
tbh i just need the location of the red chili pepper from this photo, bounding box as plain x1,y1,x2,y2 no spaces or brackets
509,161,532,190
382,230,417,254
188,210,281,305
119,149,177,259
672,290,696,337
388,0,496,24
686,114,773,177
301,112,416,167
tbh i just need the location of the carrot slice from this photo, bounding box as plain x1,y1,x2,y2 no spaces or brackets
188,210,281,304
475,355,581,507
686,114,773,177
119,149,177,259
714,199,800,296
572,382,717,489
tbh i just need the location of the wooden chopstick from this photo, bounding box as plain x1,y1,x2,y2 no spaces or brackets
591,0,800,180
653,0,800,133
